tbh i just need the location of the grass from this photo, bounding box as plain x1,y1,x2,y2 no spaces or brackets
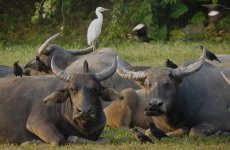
0,38,230,149
1,38,230,67
0,127,229,149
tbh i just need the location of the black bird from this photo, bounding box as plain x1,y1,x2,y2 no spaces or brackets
132,24,155,43
13,61,23,78
200,46,221,63
202,4,230,24
131,127,153,144
148,122,169,140
165,59,178,69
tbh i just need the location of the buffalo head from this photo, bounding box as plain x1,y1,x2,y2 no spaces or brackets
117,48,206,116
24,33,98,75
43,56,121,124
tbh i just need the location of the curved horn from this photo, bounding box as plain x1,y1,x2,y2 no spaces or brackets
94,56,117,81
38,33,61,54
66,41,99,55
170,48,206,78
116,56,146,81
51,56,72,82
221,71,230,85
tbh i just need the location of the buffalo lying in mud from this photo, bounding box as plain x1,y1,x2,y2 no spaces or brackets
117,48,230,137
0,56,121,145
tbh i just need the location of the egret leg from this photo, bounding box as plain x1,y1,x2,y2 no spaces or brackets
93,41,97,54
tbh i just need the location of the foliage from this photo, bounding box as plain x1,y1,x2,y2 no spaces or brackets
191,11,206,24
1,0,230,43
170,3,188,19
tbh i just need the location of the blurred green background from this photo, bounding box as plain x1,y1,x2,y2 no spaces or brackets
0,0,230,45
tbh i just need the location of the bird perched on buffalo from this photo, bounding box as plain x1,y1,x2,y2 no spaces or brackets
148,122,169,140
131,127,153,144
132,24,155,42
13,61,23,78
87,7,109,54
165,59,178,69
200,46,221,63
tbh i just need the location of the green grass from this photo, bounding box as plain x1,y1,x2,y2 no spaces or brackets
1,39,230,67
0,39,230,149
0,127,229,149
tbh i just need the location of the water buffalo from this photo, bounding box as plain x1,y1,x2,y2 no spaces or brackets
0,65,12,77
0,56,121,145
221,71,230,85
104,88,154,129
117,48,230,137
65,48,143,91
23,33,96,75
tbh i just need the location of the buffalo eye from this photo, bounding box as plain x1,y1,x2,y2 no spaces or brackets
164,81,173,89
69,88,78,94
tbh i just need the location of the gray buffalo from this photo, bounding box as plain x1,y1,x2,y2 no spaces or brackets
0,65,12,77
22,33,96,75
65,48,146,91
0,56,121,145
117,48,230,137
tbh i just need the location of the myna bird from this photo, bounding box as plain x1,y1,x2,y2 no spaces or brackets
13,61,23,78
131,127,153,144
132,24,155,43
148,122,169,140
166,59,178,69
200,46,221,63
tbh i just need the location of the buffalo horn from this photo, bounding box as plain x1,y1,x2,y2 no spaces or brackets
116,56,146,81
221,71,230,85
94,56,117,81
170,48,206,78
66,41,99,55
38,33,61,54
51,56,72,82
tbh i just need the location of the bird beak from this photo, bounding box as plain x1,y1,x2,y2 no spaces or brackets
102,8,109,12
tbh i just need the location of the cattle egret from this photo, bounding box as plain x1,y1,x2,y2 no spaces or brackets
87,7,109,53
132,24,154,42
13,61,23,78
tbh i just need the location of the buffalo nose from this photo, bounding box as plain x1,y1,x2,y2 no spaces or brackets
77,107,92,114
150,99,164,107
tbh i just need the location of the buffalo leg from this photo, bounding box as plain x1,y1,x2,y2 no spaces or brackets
166,127,189,137
189,122,218,137
67,136,110,144
26,122,65,146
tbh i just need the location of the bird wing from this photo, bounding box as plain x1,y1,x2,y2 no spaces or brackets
87,19,101,45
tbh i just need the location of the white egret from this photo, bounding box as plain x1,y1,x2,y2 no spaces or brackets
87,7,109,53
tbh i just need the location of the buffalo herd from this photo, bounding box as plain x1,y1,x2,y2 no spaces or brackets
0,33,229,145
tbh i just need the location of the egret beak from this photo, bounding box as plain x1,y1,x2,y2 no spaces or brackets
102,8,109,12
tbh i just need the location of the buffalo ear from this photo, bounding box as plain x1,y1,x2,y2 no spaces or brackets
83,60,89,73
100,88,123,101
43,89,70,103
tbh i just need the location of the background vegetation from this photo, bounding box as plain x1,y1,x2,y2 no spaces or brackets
0,0,230,44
